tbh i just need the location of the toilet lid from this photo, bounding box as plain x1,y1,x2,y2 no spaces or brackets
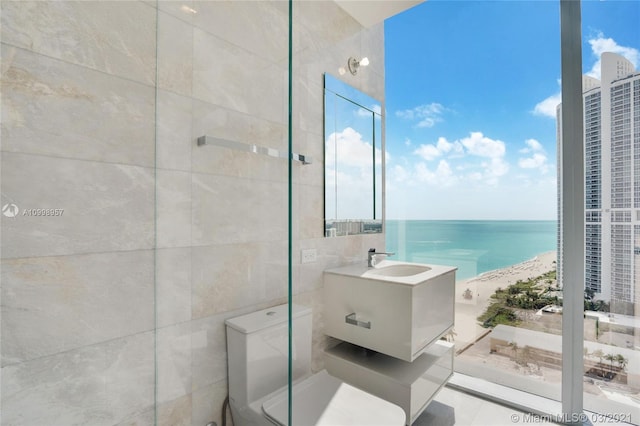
262,370,405,426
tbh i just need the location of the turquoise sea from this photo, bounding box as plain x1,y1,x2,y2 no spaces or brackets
385,220,557,281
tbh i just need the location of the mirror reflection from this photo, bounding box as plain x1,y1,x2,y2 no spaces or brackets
324,73,383,237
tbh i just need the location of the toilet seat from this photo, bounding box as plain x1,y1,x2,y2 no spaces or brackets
262,370,405,425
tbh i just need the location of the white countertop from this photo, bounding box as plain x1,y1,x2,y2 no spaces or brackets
324,259,457,286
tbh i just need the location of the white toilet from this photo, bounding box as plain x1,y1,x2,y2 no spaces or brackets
225,303,406,425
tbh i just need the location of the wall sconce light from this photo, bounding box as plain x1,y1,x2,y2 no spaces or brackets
340,57,370,75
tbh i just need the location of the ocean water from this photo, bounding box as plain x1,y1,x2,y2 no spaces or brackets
385,220,557,281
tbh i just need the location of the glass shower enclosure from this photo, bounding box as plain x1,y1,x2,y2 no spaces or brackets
1,1,292,424
0,1,392,424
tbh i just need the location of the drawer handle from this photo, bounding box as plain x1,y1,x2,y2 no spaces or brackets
345,313,371,329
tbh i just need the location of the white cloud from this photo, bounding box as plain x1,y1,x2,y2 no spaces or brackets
325,127,380,168
460,132,506,159
519,153,547,169
386,134,558,219
356,103,382,118
459,132,509,185
533,35,639,120
488,157,509,176
436,137,464,155
415,160,457,186
391,131,554,193
396,103,447,128
414,144,441,161
532,78,562,119
518,138,549,173
410,132,509,186
519,138,545,154
416,132,505,162
356,108,369,118
325,128,382,219
533,93,561,119
480,158,510,186
413,137,464,161
390,164,410,183
587,32,640,79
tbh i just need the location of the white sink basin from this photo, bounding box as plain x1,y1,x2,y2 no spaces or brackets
364,263,431,278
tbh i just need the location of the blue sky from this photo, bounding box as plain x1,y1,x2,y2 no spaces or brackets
383,0,640,220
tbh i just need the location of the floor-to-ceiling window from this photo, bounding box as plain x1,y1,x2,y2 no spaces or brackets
580,1,640,421
385,0,563,403
385,1,640,423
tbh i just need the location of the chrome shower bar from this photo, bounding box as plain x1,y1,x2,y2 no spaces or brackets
197,135,312,165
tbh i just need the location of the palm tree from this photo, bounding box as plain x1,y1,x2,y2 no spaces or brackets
520,345,532,367
615,354,628,379
592,349,605,377
583,347,591,372
585,288,595,300
604,353,616,379
508,341,519,364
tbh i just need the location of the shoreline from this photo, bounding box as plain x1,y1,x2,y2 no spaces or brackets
457,250,556,287
469,250,556,281
453,250,557,346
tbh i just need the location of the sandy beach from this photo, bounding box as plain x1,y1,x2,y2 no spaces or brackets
453,251,557,347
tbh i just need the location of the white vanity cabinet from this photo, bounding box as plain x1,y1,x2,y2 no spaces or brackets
323,261,456,362
323,260,456,425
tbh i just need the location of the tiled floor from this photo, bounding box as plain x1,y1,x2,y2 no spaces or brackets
414,387,558,426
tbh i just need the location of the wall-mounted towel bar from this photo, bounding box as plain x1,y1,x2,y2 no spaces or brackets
197,136,312,165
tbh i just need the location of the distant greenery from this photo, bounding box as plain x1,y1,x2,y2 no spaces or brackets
584,287,610,312
479,270,560,328
478,268,611,328
478,304,519,327
586,349,628,380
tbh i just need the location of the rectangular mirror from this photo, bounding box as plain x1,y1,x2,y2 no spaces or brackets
324,73,383,237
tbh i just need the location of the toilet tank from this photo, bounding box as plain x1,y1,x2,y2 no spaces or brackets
225,304,312,409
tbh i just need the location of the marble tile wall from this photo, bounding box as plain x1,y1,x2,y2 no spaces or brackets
0,1,385,425
1,1,158,425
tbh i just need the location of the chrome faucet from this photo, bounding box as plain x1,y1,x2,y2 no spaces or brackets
367,248,395,267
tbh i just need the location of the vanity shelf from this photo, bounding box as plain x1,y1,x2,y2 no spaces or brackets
325,340,454,425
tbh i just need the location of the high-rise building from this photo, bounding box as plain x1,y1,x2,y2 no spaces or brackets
559,52,640,315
